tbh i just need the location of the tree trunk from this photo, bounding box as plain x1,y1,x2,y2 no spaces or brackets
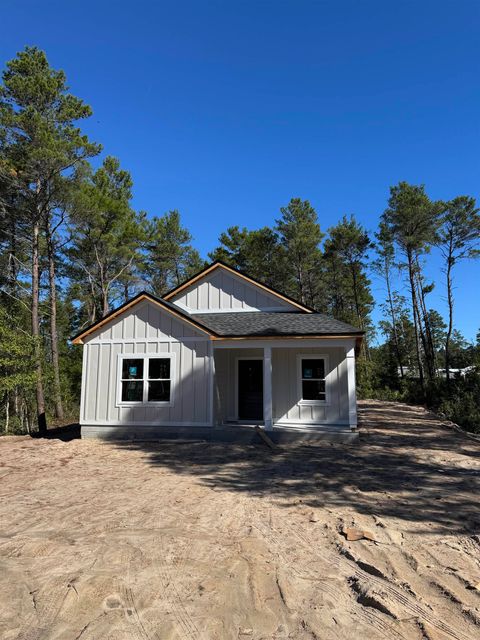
407,251,424,392
350,261,369,360
5,394,9,434
445,249,454,383
102,288,109,317
46,216,64,420
414,266,436,380
32,216,47,435
8,215,17,293
385,262,404,378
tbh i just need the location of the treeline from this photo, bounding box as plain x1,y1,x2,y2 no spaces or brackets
1,47,480,435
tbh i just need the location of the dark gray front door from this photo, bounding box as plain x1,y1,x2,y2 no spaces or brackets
238,360,263,421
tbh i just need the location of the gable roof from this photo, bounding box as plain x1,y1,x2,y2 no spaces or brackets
193,312,363,338
162,260,315,313
70,292,216,344
71,264,364,345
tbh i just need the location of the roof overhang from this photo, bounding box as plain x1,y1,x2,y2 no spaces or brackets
210,334,363,341
71,293,215,345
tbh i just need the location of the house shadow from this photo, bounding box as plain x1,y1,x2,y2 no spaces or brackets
108,401,479,536
32,423,81,441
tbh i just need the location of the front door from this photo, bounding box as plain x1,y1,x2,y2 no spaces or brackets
238,360,263,421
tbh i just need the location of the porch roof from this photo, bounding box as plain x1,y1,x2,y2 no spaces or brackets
191,311,363,337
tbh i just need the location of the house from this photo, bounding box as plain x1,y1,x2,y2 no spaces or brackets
72,261,364,442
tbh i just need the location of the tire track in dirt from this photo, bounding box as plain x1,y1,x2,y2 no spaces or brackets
252,518,407,640
119,584,156,640
292,522,477,640
253,510,477,640
153,536,203,640
16,578,73,640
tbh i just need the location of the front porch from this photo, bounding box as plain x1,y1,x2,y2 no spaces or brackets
211,338,358,435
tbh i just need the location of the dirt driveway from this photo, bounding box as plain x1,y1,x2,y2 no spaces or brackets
0,401,479,640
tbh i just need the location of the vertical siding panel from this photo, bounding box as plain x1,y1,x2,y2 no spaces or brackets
160,312,172,339
244,283,256,308
110,343,122,422
146,304,155,338
194,282,202,309
82,344,90,422
338,354,349,422
210,273,221,308
137,305,146,339
96,345,110,421
92,344,101,422
169,342,182,423
193,342,204,422
273,348,288,421
123,312,134,339
181,344,194,423
232,279,243,308
112,318,122,340
166,268,300,311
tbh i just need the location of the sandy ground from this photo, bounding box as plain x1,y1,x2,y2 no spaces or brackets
0,401,479,640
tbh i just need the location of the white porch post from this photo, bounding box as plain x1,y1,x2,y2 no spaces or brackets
346,346,357,429
209,341,216,426
263,345,273,430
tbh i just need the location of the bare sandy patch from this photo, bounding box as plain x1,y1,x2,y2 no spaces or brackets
0,400,479,639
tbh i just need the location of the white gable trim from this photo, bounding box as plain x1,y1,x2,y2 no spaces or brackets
164,262,313,313
72,294,213,344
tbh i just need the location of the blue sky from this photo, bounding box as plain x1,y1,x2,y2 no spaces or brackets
2,0,479,341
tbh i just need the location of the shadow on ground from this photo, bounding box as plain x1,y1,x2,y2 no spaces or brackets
41,403,480,535
32,423,80,441
109,402,479,535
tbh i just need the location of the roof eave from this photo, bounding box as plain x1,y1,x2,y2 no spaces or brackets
210,333,365,340
71,292,217,344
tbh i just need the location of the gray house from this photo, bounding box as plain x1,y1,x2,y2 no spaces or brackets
72,261,363,441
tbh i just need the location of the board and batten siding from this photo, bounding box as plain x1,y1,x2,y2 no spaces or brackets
80,300,212,427
214,346,349,426
272,346,348,425
170,269,297,312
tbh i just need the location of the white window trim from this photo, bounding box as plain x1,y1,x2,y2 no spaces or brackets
116,353,175,408
296,354,330,406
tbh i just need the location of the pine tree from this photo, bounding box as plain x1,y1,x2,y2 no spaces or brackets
323,215,374,337
67,157,144,323
0,46,100,430
276,198,324,308
381,182,442,392
144,210,203,295
437,196,480,380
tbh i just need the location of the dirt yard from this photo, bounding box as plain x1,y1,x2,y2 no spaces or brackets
0,401,479,640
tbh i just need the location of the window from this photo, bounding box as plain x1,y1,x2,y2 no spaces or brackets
118,355,173,405
299,356,327,403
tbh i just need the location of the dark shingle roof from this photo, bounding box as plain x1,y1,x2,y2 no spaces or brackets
191,311,363,337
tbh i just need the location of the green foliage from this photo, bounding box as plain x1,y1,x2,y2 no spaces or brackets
413,374,480,434
382,182,442,256
323,215,374,333
1,46,479,438
438,196,480,264
209,226,288,289
276,198,324,307
0,304,37,434
66,156,146,321
145,210,204,295
0,305,36,392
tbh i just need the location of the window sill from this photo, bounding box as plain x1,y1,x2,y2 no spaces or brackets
298,400,329,406
116,401,173,408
